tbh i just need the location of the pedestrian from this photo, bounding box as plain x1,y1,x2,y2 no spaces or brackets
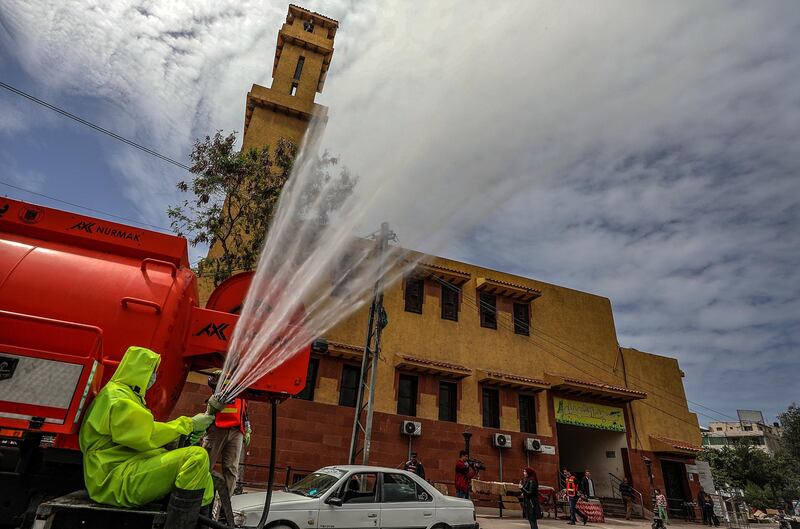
619,477,636,520
703,492,716,527
566,470,588,525
79,346,215,525
655,488,669,525
697,487,708,524
580,469,596,499
522,467,541,529
403,452,426,479
454,450,475,500
203,380,251,497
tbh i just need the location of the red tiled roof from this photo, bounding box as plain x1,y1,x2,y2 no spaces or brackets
484,370,549,387
651,435,702,453
559,374,647,398
398,355,471,374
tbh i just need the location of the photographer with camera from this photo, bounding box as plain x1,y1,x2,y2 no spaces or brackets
455,450,478,499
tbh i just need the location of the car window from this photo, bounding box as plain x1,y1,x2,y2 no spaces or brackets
289,469,347,498
339,473,378,504
382,473,432,503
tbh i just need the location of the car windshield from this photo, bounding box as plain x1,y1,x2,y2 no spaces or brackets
288,469,347,498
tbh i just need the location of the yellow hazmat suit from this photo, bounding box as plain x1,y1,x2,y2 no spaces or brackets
79,346,214,507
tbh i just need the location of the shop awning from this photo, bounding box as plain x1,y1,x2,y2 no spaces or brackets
326,341,363,361
478,370,550,391
476,277,542,302
418,262,471,286
545,373,647,403
395,355,472,379
650,435,702,454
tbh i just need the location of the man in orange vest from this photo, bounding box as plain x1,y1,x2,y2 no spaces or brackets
203,396,251,496
565,470,588,525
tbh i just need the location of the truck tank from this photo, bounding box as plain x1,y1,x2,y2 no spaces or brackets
0,198,311,526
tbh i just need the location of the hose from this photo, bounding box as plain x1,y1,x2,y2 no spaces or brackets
256,398,279,529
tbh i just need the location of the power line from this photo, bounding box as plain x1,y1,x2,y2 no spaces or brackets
0,80,193,172
0,179,172,233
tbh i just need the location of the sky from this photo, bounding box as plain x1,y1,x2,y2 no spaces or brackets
1,1,798,424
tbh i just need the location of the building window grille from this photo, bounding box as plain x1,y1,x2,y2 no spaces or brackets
519,394,537,433
513,302,530,335
339,364,360,407
293,56,305,81
439,381,457,422
441,283,459,321
482,387,500,429
479,292,497,329
397,374,418,416
295,357,319,401
404,277,424,314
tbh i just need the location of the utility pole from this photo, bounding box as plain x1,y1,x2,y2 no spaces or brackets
348,222,394,465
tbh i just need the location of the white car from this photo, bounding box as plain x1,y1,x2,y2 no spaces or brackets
230,464,478,529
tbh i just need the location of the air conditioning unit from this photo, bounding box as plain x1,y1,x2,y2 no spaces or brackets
402,420,422,436
492,433,511,448
525,438,542,452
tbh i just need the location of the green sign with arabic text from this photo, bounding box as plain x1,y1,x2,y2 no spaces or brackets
554,397,626,432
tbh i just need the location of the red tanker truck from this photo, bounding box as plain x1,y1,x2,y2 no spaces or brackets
0,197,312,526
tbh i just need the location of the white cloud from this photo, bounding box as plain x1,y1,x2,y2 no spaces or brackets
1,0,798,420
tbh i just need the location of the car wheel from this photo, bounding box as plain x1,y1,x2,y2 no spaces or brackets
431,524,451,529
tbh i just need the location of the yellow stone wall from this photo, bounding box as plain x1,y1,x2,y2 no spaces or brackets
621,347,702,450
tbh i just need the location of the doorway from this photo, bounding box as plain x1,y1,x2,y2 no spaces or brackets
660,460,690,519
557,423,628,498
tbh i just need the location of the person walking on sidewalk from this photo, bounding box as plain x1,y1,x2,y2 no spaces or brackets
580,470,596,499
619,477,636,520
566,471,588,525
522,467,541,529
655,489,669,525
698,487,709,525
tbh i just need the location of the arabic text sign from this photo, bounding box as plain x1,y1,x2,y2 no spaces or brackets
554,397,626,432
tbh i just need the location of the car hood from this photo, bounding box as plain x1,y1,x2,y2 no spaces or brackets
231,491,318,512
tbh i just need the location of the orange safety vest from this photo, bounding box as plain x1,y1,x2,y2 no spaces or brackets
215,398,246,433
566,476,577,497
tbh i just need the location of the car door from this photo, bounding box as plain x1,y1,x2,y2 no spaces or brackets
318,472,380,528
379,472,434,529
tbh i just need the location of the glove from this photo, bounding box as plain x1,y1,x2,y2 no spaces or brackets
244,429,252,447
191,412,214,433
188,430,205,445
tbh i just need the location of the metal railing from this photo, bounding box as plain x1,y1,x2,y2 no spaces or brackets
608,472,646,518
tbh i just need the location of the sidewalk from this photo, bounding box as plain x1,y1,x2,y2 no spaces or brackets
477,509,701,529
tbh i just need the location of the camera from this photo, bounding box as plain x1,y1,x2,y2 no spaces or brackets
467,458,486,472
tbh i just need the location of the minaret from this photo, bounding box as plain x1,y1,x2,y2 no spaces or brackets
241,5,338,151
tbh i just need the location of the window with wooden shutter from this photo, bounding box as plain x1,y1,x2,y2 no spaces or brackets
441,283,459,321
519,394,537,433
513,302,530,335
482,387,500,428
479,292,497,329
404,277,424,314
339,364,360,407
438,381,457,422
397,374,418,416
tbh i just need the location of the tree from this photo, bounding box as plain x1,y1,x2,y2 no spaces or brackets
168,131,355,286
778,403,800,461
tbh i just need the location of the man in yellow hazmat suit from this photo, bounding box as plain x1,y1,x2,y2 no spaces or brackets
79,346,216,521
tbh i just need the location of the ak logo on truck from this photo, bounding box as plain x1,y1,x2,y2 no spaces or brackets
68,221,142,241
194,322,229,341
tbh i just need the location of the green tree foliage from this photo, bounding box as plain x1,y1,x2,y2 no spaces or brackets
168,131,355,286
698,406,800,510
778,403,800,461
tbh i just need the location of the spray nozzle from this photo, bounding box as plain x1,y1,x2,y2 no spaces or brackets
207,394,230,415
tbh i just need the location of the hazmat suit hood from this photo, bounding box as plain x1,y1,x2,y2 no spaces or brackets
110,346,161,401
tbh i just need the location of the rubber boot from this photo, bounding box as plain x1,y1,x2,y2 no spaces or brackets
164,488,205,529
